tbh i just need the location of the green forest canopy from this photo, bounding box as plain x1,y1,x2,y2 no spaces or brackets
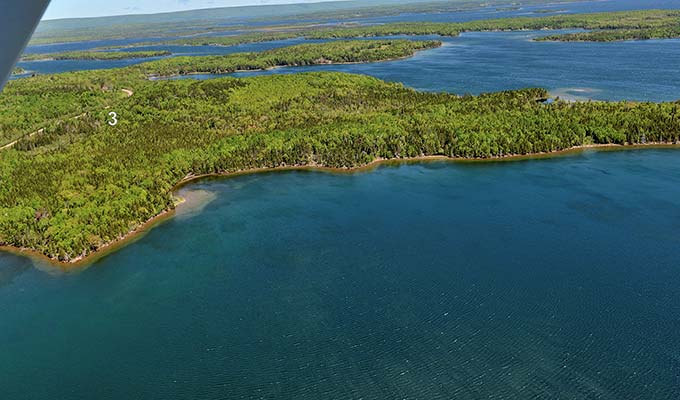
0,39,679,262
2,40,440,147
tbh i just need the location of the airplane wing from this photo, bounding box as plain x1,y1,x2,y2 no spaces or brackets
0,0,51,90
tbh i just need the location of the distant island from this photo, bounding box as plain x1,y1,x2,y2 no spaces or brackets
21,50,171,62
1,35,679,264
28,0,591,45
11,67,26,75
25,10,680,61
82,9,679,50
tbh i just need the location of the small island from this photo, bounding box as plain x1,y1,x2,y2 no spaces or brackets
21,50,171,62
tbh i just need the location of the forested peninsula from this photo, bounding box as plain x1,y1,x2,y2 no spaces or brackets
142,40,441,77
2,40,439,146
537,26,680,42
1,39,679,263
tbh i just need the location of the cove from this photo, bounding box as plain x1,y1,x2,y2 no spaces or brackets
2,149,680,399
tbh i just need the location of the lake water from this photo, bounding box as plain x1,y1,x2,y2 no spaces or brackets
21,31,680,101
214,32,680,102
16,0,680,102
2,149,680,399
4,1,680,397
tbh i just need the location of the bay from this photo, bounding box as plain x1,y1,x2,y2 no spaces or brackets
2,149,680,399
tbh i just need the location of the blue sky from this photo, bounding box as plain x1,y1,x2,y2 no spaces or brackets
43,0,339,20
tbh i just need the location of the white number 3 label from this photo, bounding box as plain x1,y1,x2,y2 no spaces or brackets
108,111,118,126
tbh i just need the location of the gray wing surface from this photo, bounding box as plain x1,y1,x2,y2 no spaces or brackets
0,0,51,90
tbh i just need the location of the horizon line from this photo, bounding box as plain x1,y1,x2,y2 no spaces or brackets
40,0,356,22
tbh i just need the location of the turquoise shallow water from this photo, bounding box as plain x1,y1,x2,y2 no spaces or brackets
2,149,680,399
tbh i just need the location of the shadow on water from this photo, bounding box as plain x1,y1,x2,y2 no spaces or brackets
0,254,32,288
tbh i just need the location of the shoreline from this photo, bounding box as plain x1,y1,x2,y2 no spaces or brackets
3,142,679,270
147,43,443,80
147,55,429,80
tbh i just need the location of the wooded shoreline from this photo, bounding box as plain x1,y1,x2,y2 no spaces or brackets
2,33,680,264
5,143,679,270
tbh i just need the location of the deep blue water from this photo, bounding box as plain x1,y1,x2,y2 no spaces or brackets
4,1,680,398
2,149,680,399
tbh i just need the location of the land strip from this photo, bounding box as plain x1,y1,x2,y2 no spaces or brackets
0,39,678,263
